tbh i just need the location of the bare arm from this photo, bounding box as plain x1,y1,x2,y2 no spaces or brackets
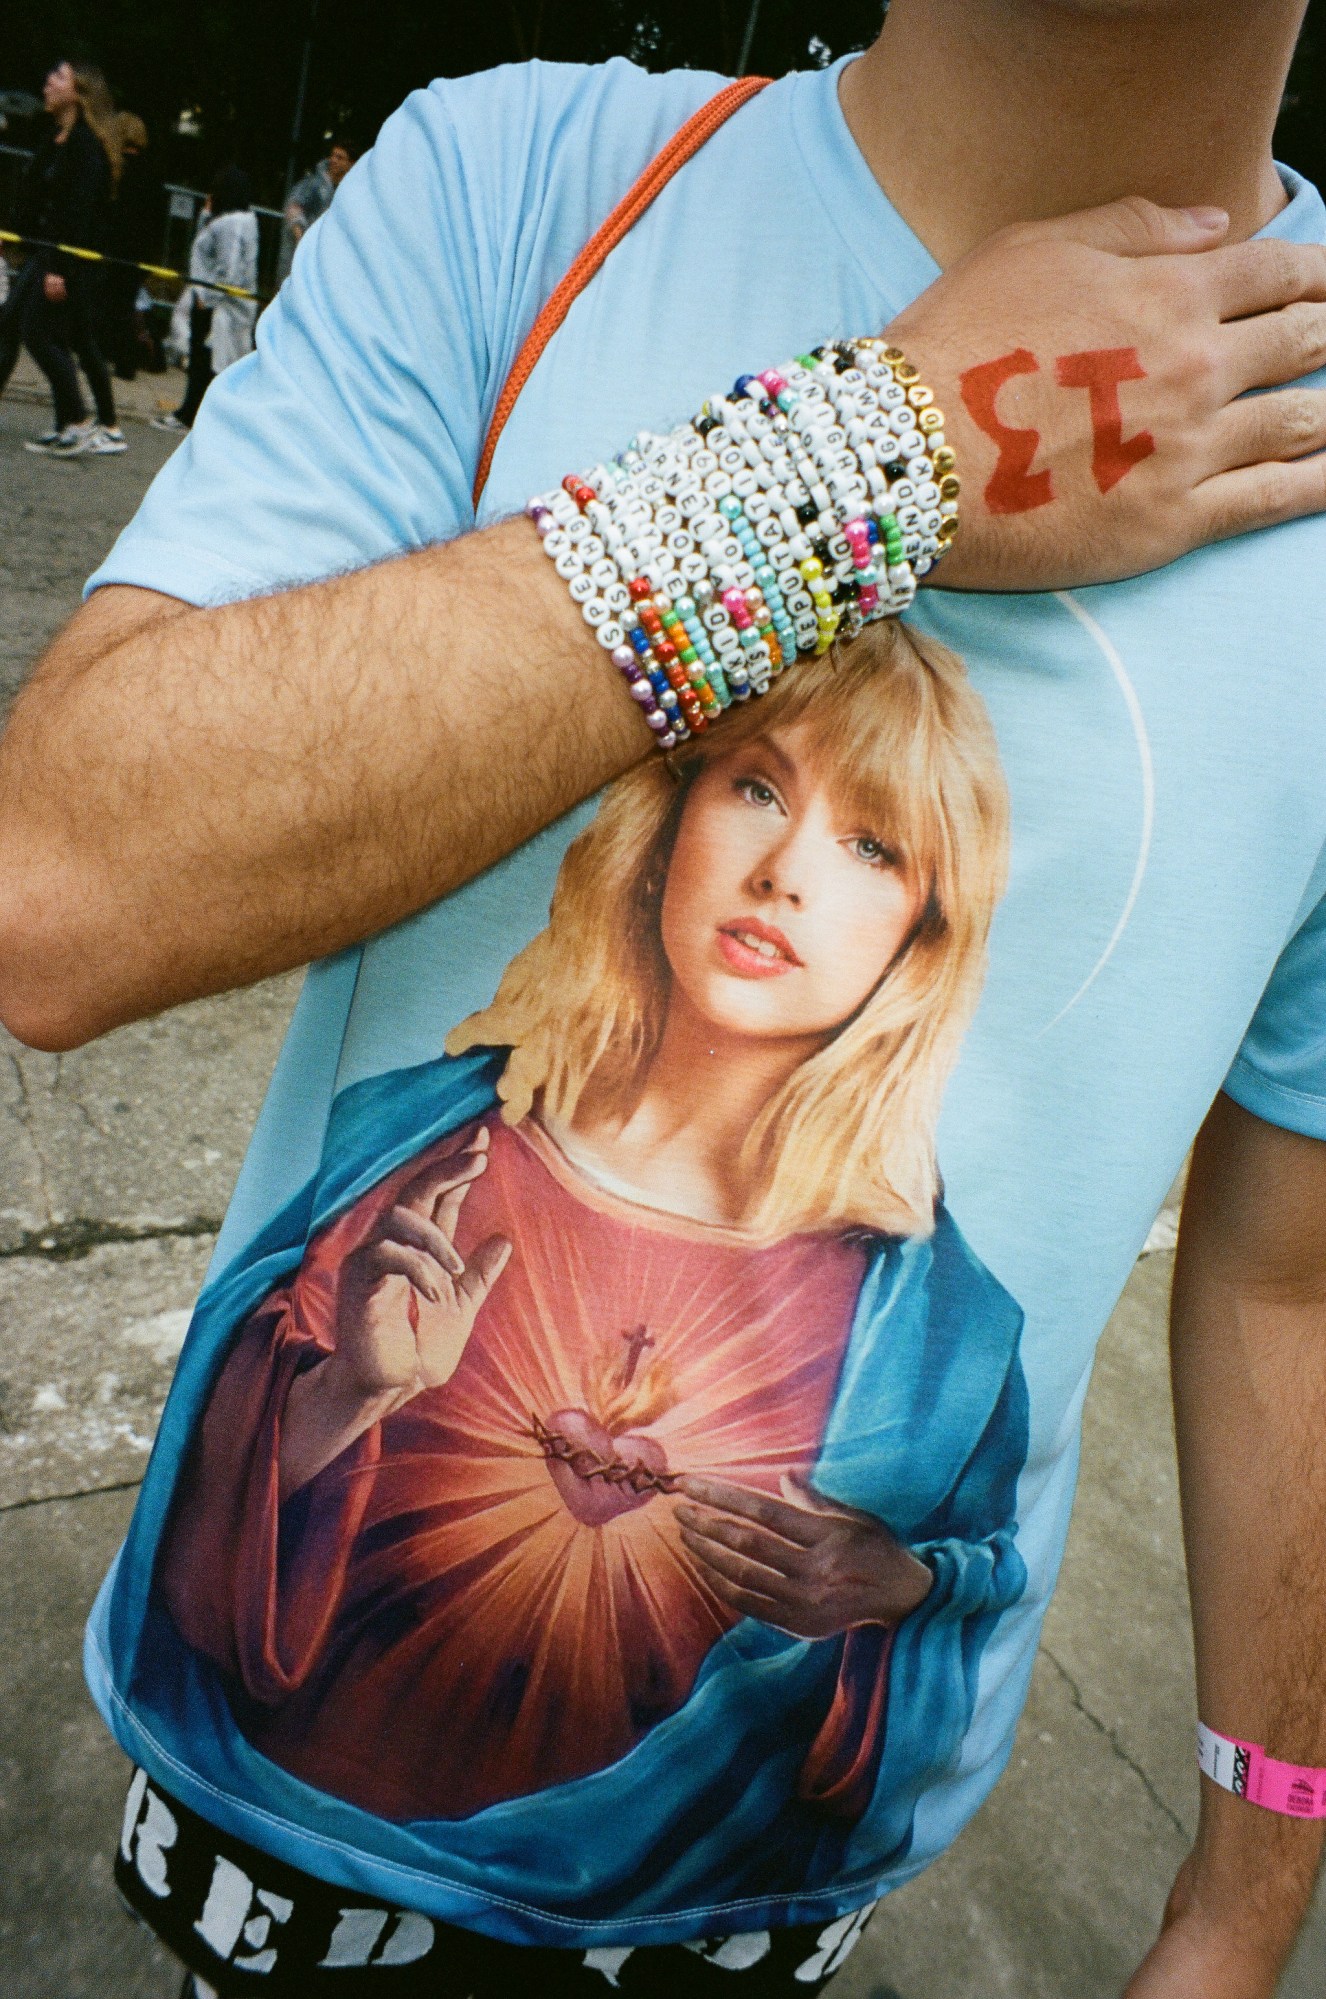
0,523,641,1048
5,200,1326,1048
1125,1093,1326,1999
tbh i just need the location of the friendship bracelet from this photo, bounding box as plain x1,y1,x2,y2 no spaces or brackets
1197,1721,1326,1820
526,341,960,751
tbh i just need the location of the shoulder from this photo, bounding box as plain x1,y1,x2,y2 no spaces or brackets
416,55,729,150
383,58,729,253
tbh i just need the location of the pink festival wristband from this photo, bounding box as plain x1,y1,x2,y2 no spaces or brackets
1197,1722,1326,1819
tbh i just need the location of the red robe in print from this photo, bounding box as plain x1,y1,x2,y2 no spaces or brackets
161,1116,890,1821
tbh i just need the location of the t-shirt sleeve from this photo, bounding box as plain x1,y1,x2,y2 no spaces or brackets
88,82,497,605
86,60,718,611
1223,875,1326,1139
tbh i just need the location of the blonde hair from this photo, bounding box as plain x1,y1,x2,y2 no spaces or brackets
73,65,122,186
115,111,149,154
448,620,1009,1241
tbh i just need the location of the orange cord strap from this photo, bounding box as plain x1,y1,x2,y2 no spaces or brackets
471,75,771,510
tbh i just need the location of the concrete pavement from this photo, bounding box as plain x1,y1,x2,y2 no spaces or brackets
2,359,1323,1998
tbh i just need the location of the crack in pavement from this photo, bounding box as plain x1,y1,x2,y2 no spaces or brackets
52,1053,112,1141
7,1048,56,1226
0,1216,219,1262
0,1475,145,1516
1040,1643,1189,1842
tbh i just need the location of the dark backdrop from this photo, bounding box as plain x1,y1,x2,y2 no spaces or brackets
4,0,1324,210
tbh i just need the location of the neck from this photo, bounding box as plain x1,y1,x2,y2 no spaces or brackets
841,0,1305,264
53,104,78,140
641,992,820,1153
569,988,823,1222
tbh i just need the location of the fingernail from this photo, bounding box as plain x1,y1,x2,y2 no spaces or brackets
1183,205,1228,229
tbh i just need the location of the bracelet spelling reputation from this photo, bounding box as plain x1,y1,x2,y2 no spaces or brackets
526,341,959,751
1197,1721,1326,1819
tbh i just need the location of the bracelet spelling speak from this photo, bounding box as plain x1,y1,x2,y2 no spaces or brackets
1198,1721,1326,1820
526,340,959,752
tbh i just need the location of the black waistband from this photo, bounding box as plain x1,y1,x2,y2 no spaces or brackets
115,1768,877,1999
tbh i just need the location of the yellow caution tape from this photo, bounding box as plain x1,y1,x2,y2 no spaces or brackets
0,228,265,302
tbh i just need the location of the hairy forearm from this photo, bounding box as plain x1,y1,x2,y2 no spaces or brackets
0,517,644,1046
1167,1095,1326,1982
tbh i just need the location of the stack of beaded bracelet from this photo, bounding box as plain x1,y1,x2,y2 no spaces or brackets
527,340,959,751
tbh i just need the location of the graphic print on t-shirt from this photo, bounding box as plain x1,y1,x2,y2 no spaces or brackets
156,621,1031,1900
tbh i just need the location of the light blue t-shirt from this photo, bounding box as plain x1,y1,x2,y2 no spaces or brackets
85,57,1326,1951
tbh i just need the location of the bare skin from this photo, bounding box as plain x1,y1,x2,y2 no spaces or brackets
1137,1096,1326,1999
841,0,1304,266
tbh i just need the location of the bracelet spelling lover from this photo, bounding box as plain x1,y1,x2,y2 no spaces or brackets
527,340,959,752
1198,1721,1326,1819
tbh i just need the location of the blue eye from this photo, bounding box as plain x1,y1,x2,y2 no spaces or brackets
851,835,901,869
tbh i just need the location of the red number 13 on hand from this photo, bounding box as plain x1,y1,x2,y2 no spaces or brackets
958,345,1156,513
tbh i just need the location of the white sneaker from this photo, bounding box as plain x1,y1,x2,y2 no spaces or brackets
84,424,128,454
24,420,95,456
149,412,189,434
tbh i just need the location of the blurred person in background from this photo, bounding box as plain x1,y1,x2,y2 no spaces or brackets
102,111,162,381
152,166,258,436
276,138,354,283
0,59,126,456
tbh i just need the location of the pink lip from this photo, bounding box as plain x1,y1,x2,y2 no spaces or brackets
716,916,802,979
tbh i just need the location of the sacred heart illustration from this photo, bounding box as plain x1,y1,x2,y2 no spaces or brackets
539,1407,674,1527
